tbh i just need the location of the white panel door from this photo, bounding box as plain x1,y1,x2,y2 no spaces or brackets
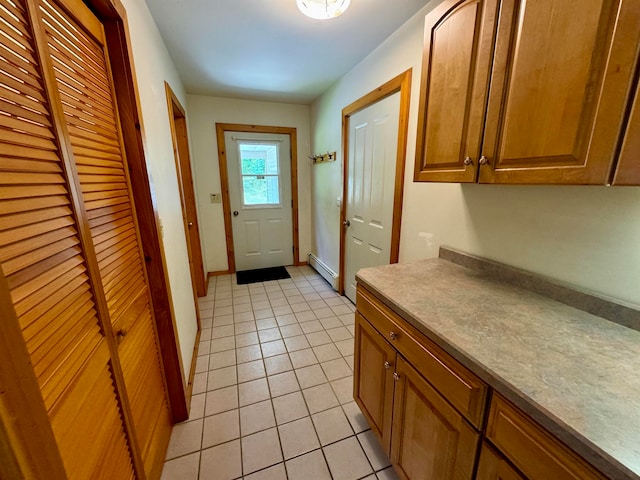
345,92,401,302
226,132,294,270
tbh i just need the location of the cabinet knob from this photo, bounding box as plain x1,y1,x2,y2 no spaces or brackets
389,331,398,340
384,361,392,370
463,156,473,166
343,220,351,227
393,372,401,381
188,222,193,227
479,156,489,165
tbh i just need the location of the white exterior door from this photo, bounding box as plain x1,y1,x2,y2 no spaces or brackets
344,92,401,302
226,131,294,271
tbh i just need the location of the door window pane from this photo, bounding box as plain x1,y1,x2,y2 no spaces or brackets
239,143,281,206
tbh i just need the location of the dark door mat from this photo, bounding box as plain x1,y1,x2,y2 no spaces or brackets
236,266,291,285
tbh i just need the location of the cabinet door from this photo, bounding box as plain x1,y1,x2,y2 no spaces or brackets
354,312,396,454
479,0,640,184
487,395,607,480
414,0,498,182
390,357,480,480
614,81,640,185
476,443,526,480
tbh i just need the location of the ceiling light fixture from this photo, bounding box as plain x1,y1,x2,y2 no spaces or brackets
296,0,351,20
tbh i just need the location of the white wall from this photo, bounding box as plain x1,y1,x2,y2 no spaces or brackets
185,95,312,272
120,0,198,379
310,2,640,306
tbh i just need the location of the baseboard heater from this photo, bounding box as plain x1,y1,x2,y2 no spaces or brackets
308,253,339,291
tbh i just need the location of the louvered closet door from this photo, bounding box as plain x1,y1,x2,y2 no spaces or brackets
37,0,172,476
0,0,135,478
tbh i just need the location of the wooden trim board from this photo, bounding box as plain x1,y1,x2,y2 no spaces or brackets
165,82,207,299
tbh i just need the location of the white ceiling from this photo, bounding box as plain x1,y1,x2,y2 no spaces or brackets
144,0,429,104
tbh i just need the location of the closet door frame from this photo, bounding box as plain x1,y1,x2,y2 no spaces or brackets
73,0,190,422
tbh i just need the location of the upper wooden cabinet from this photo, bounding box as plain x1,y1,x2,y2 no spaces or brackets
414,0,498,182
614,81,640,185
415,0,640,185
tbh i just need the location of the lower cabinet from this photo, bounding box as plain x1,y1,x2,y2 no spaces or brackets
476,443,526,480
354,312,395,453
354,310,480,480
390,356,480,480
486,395,607,480
354,284,611,480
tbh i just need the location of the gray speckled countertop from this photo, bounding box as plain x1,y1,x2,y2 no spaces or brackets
356,258,640,480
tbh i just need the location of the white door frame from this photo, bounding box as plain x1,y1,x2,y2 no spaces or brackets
216,123,301,273
339,70,412,294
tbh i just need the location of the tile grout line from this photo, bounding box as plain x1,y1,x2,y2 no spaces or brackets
164,267,367,479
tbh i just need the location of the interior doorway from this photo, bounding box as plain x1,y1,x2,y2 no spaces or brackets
216,124,301,273
166,83,207,298
340,70,412,302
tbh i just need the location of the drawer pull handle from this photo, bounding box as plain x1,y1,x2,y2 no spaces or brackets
384,361,391,370
393,372,401,381
389,331,398,340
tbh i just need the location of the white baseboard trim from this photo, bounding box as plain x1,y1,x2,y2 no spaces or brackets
308,253,339,291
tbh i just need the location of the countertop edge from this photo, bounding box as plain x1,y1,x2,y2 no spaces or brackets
355,271,639,480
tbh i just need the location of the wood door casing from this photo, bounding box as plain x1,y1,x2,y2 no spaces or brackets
390,356,480,480
614,80,640,185
476,443,526,480
353,313,396,454
38,0,171,476
414,0,498,183
479,0,640,184
0,0,136,476
166,82,206,297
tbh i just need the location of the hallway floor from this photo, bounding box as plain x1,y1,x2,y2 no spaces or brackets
160,266,399,480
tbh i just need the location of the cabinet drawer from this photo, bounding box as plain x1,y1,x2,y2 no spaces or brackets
487,395,606,480
356,285,487,429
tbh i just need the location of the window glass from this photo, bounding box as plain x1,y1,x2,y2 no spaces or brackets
239,143,280,206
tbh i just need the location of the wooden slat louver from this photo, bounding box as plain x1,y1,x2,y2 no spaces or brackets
0,0,134,477
38,0,172,476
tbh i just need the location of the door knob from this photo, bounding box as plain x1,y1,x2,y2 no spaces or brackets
343,220,350,227
233,210,239,217
116,328,127,344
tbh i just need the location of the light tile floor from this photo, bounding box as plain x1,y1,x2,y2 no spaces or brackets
161,266,399,480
